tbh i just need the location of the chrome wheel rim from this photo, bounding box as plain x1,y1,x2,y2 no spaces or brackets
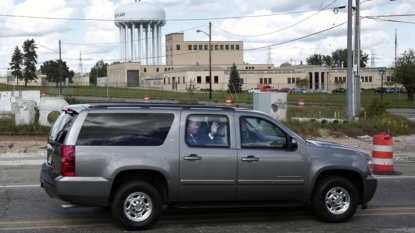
123,192,152,222
325,187,350,215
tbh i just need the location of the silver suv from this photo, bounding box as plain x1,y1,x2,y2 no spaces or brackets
40,103,377,230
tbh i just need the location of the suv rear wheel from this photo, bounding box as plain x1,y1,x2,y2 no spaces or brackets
111,181,162,230
311,176,358,223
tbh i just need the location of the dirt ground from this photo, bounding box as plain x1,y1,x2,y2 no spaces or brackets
0,134,414,156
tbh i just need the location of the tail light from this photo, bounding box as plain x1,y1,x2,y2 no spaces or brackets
61,145,75,176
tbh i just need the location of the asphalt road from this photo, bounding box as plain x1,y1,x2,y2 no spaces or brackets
1,155,415,232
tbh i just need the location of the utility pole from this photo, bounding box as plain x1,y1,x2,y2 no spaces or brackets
59,40,62,96
347,0,354,120
354,0,361,116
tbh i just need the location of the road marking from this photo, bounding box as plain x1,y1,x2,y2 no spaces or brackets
376,176,415,179
3,184,40,188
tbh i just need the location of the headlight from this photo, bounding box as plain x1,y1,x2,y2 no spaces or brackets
366,159,373,175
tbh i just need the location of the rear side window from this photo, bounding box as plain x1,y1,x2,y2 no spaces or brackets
76,113,174,146
49,112,77,144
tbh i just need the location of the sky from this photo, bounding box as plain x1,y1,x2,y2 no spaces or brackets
0,0,413,75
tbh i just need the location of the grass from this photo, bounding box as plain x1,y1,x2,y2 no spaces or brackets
0,84,414,138
1,84,414,107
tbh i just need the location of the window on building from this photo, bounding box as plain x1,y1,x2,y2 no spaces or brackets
144,68,147,72
165,68,167,71
236,45,240,50
335,77,338,82
268,66,271,69
168,78,170,85
231,45,234,50
178,78,180,84
176,45,180,50
369,76,372,82
199,45,203,50
240,78,244,84
214,76,219,84
225,45,229,50
188,45,192,50
197,76,201,84
211,45,213,50
194,45,197,50
205,76,210,84
246,67,248,69
264,78,267,84
215,45,219,50
288,78,291,84
183,77,185,84
170,45,172,51
164,78,166,85
260,78,263,84
268,78,272,84
343,77,346,82
166,46,168,51
220,45,224,50
204,45,208,50
292,78,296,83
252,67,254,69
156,68,159,72
365,76,368,82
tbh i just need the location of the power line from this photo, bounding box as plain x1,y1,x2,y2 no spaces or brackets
213,0,337,38
0,9,327,22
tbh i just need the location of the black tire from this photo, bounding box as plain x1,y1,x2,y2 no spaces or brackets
311,176,358,223
111,181,162,230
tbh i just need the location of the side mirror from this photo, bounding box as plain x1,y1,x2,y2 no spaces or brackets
287,136,298,151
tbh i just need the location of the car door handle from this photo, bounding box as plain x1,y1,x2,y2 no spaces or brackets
184,154,202,161
241,156,259,162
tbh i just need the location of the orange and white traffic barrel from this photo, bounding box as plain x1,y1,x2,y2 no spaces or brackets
41,92,46,97
144,94,149,102
372,132,401,175
298,98,304,107
226,97,232,105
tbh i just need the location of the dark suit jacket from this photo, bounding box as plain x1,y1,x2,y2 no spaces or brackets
186,132,210,145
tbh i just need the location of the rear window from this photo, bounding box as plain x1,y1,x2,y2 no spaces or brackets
49,111,77,144
76,113,174,146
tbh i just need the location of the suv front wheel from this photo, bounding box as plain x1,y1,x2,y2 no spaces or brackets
111,181,162,230
311,176,358,223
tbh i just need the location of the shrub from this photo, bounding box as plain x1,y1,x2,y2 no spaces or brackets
364,98,390,117
65,95,81,105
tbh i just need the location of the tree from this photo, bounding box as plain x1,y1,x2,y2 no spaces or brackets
40,60,74,87
280,62,291,67
393,49,415,100
228,63,242,93
9,46,23,85
306,54,323,66
22,39,38,86
296,77,309,88
331,49,347,68
89,60,108,85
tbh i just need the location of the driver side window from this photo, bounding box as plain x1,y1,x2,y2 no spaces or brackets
240,116,287,149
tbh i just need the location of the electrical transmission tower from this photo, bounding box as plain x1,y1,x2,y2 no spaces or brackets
370,49,378,68
266,47,273,64
78,51,83,74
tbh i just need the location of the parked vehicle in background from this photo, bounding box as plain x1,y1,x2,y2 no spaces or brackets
257,84,274,92
247,88,260,93
332,88,346,93
40,103,377,230
300,88,308,93
280,88,293,93
314,89,328,93
273,89,283,93
399,87,407,93
375,87,392,93
385,88,394,93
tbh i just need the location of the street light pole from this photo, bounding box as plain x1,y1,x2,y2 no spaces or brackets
209,22,212,100
290,58,296,87
196,22,212,100
354,0,361,116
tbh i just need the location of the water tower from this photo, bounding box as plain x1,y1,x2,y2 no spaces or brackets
114,0,166,65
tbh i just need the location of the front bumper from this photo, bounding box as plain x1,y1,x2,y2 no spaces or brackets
362,174,377,204
40,163,112,207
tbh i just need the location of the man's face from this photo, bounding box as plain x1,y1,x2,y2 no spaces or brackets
187,121,198,135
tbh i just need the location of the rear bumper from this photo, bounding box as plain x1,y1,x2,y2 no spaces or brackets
40,163,112,207
362,174,377,204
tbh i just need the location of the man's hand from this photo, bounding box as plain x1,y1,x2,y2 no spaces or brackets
210,121,219,135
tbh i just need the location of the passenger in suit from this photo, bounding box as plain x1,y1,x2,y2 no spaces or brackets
186,119,219,145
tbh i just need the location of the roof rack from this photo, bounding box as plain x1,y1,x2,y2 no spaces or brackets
84,102,236,111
